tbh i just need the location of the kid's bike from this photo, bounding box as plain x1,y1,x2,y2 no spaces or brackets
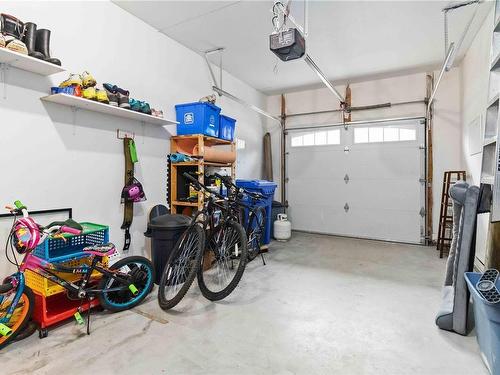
0,201,154,348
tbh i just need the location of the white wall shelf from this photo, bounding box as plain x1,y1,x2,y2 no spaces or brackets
484,136,497,146
41,94,178,126
0,47,65,76
488,93,499,108
491,50,500,71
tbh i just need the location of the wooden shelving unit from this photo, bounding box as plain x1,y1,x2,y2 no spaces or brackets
169,135,236,214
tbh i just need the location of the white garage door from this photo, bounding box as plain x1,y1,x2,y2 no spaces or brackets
286,118,425,244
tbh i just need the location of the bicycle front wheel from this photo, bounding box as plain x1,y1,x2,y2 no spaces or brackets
0,286,34,350
198,220,248,301
158,224,204,310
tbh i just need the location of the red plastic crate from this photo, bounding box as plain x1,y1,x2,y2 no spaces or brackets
32,291,100,329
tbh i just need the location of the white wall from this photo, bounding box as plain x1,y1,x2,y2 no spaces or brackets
461,8,494,184
0,1,266,276
266,70,463,240
460,7,495,265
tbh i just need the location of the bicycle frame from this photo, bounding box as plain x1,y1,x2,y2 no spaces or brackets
20,252,132,297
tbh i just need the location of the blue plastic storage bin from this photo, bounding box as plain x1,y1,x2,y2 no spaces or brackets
175,102,221,137
33,223,109,262
236,180,277,245
219,115,236,141
465,272,500,375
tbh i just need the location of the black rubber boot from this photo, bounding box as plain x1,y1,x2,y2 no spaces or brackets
23,23,44,59
34,29,61,66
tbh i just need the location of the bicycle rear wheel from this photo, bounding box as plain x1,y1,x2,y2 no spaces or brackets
158,224,204,310
198,220,248,301
0,286,34,350
247,206,266,261
98,256,154,312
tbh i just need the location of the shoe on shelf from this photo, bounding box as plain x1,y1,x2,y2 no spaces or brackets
34,29,61,66
152,109,164,118
118,92,130,109
4,35,28,55
23,22,44,59
59,73,82,88
140,101,151,115
107,92,118,106
129,98,141,112
0,34,5,48
82,86,97,100
81,71,96,88
103,83,117,94
96,89,109,104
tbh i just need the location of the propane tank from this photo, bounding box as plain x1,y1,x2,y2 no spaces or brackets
274,214,291,241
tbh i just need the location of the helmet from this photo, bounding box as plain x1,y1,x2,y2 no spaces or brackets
121,178,146,203
11,217,40,254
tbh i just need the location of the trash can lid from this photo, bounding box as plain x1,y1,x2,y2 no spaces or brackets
149,214,191,229
236,179,277,195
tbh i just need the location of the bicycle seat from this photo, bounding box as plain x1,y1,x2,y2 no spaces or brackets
83,243,116,256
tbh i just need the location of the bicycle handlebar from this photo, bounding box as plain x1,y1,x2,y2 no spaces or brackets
213,173,264,201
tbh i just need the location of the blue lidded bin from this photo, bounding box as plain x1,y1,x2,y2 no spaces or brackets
465,272,500,375
236,180,277,245
219,115,236,141
175,102,221,137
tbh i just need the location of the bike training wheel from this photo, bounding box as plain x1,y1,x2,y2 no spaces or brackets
158,224,204,310
198,220,248,301
98,256,154,312
0,286,34,350
247,206,266,262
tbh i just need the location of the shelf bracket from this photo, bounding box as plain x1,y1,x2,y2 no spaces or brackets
71,106,78,135
0,62,8,100
141,120,145,144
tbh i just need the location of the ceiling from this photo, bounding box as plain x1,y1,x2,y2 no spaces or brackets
114,1,493,94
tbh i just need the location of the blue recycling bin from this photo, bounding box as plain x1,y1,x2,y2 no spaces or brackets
465,272,500,375
175,102,221,137
236,179,277,245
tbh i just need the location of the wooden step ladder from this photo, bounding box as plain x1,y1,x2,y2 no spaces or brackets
436,171,466,258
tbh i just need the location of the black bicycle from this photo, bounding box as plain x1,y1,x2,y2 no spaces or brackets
214,173,267,263
158,173,248,310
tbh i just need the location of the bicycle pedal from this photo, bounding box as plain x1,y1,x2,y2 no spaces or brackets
74,311,85,325
477,269,500,303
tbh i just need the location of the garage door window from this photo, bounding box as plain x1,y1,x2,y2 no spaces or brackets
291,129,340,147
354,126,416,144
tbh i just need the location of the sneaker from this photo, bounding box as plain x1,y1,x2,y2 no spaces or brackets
4,35,27,54
108,92,118,106
96,89,109,104
59,73,82,88
118,92,130,109
81,71,96,88
82,86,97,100
129,98,141,112
103,83,117,94
152,109,164,118
140,101,151,115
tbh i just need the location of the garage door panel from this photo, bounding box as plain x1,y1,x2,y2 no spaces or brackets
286,118,425,244
288,179,347,206
288,149,347,179
347,179,422,209
288,203,350,234
345,148,421,179
341,207,421,243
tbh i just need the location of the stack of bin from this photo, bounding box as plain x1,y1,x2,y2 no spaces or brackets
22,223,109,337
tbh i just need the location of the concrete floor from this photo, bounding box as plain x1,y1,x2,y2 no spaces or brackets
1,233,487,375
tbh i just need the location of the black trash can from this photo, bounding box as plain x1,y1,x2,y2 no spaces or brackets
144,214,191,284
271,201,285,238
